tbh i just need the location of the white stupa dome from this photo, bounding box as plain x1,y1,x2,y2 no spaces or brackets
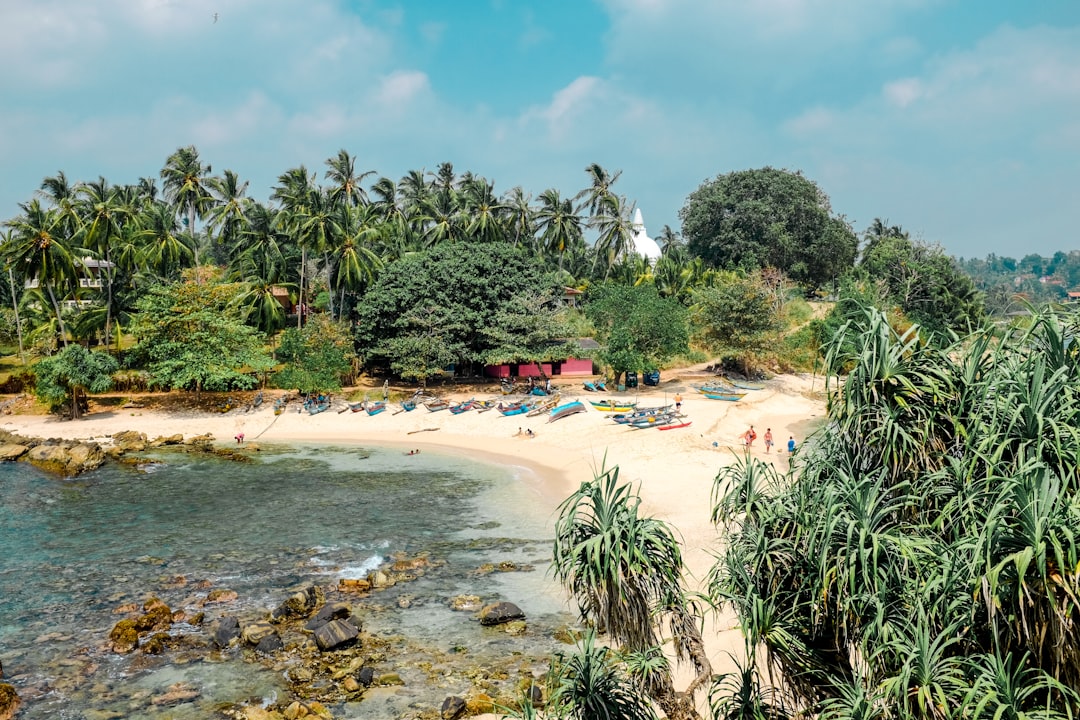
631,208,663,261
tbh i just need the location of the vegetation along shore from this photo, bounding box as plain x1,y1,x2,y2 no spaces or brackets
2,150,1080,718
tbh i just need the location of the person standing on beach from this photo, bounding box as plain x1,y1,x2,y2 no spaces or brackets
787,436,796,454
674,393,683,412
764,428,773,453
745,425,756,447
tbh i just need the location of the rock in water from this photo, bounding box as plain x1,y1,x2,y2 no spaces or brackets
478,601,525,626
211,616,241,648
26,441,104,476
0,444,29,461
313,619,359,651
441,695,467,720
111,430,148,452
271,585,324,621
255,633,284,654
151,682,200,706
304,601,354,631
241,621,278,646
0,683,21,720
108,619,139,654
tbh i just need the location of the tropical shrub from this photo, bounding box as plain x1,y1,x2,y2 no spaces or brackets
709,303,1080,717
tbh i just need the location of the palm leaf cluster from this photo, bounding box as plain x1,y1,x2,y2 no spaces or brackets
710,303,1080,718
553,464,712,720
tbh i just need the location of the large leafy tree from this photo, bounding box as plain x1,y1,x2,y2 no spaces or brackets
710,303,1080,717
680,167,857,288
129,274,271,393
274,314,355,393
693,271,782,373
354,242,567,379
859,220,985,336
34,344,118,420
585,283,689,385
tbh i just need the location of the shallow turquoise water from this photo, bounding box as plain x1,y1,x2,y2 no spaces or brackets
0,444,573,718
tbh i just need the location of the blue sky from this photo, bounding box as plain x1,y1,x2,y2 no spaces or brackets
2,0,1078,259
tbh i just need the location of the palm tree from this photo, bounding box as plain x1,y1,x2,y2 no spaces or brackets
3,199,80,346
326,203,382,313
77,177,131,347
536,189,583,272
554,463,712,720
324,149,374,209
160,145,212,274
137,202,193,279
592,194,635,278
272,166,319,327
502,186,536,250
205,169,251,262
577,162,622,218
657,225,683,254
460,176,507,243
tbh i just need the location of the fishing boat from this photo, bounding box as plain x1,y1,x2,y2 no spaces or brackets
726,379,766,391
548,400,586,423
497,401,530,417
629,413,676,429
527,395,561,417
399,399,417,412
474,400,497,413
658,420,692,431
590,399,637,412
500,380,516,395
449,399,475,415
611,406,674,424
582,380,607,392
425,399,450,412
365,400,387,416
701,391,746,402
305,399,331,415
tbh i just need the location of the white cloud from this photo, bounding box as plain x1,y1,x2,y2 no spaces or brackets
883,78,923,107
374,70,432,109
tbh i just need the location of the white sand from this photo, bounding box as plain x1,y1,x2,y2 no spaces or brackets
1,371,826,693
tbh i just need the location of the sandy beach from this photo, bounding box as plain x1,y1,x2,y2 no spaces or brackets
1,371,826,693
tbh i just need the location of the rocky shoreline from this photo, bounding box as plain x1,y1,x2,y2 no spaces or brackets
0,428,255,477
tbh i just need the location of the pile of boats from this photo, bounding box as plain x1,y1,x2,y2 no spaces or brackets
591,399,691,431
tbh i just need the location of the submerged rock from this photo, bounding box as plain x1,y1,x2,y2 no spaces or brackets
304,602,352,631
0,683,20,720
150,682,200,706
313,619,359,652
272,586,324,622
479,602,525,626
441,695,467,720
108,619,139,654
211,616,241,648
255,633,284,654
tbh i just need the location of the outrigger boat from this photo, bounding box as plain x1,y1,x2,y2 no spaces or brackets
629,413,677,429
449,399,475,415
349,402,365,413
658,420,692,431
611,405,674,424
399,399,417,412
590,399,638,412
582,380,607,392
701,391,746,402
425,399,450,412
474,400,497,413
497,401,531,417
548,400,586,423
365,400,387,416
527,394,562,417
726,379,765,391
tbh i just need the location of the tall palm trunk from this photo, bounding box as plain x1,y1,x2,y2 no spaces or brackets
188,200,200,281
297,247,305,329
46,284,69,348
7,267,25,363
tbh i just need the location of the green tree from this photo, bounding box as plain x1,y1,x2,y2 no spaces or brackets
554,464,711,720
536,188,584,272
859,223,985,336
129,275,271,393
274,314,355,393
160,146,213,274
34,344,118,420
680,167,857,288
693,271,781,373
585,283,689,386
355,242,567,379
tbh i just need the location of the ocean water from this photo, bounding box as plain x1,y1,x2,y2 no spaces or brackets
0,444,576,718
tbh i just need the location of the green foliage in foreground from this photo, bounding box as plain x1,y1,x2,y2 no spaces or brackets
129,277,272,393
274,314,356,394
34,345,117,420
552,463,711,720
710,303,1080,718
